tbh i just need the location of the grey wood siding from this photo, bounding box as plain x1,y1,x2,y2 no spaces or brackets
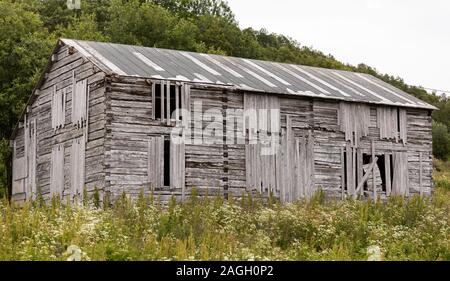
10,43,434,204
11,44,107,202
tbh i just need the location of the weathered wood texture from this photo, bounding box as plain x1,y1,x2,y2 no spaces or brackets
11,45,434,203
11,45,106,202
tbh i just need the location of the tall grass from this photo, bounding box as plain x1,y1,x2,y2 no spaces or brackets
1,181,450,261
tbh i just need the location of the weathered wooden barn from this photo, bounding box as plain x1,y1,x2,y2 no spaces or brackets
10,39,436,204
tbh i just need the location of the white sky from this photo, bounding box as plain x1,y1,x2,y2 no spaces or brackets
227,0,450,95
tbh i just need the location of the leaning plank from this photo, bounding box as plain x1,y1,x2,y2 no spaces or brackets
355,156,379,196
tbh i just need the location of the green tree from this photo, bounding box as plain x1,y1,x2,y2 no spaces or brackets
432,121,450,160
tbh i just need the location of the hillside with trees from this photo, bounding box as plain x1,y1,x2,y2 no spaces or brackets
1,0,449,196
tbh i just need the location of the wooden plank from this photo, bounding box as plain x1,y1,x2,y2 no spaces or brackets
166,81,171,125
371,140,376,201
151,82,156,119
345,142,354,196
355,156,378,195
419,152,423,195
340,146,345,199
160,82,165,122
308,130,315,198
357,148,363,196
85,84,90,142
385,153,391,196
147,138,153,190
175,84,179,121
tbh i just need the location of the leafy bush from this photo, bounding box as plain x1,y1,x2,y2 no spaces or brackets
433,121,450,160
1,182,450,261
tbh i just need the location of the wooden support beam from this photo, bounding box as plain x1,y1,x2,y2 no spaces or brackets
175,85,179,121
385,153,391,196
340,146,345,200
151,82,155,119
160,81,165,122
357,148,363,196
166,82,171,125
419,152,423,196
346,143,354,196
371,140,376,201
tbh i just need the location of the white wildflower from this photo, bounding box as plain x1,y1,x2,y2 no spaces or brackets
367,245,382,261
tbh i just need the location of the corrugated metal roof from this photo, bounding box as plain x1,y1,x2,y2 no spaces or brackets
61,39,436,110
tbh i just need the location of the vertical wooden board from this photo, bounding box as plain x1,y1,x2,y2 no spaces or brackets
294,138,300,200
357,148,363,196
345,142,354,195
71,139,76,196
371,140,376,200
170,139,175,189
151,82,156,119
340,146,345,199
385,153,391,196
404,152,409,196
80,135,86,194
308,131,315,197
299,137,306,198
166,81,171,125
85,85,90,142
419,152,423,195
159,135,165,188
181,141,186,200
160,81,165,122
175,85,180,121
147,138,153,190
400,108,407,144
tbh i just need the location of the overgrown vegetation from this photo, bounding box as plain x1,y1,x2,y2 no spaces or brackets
0,181,450,261
0,0,449,192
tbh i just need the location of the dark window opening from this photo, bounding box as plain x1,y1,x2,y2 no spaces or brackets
397,108,401,134
343,152,348,191
377,156,386,193
164,138,170,187
154,83,183,121
169,85,176,118
178,88,182,120
362,154,392,193
155,83,162,119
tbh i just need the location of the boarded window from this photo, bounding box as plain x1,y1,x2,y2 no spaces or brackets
152,81,189,124
169,134,185,191
71,135,85,198
72,79,88,127
148,136,164,189
391,152,409,195
50,143,65,196
148,135,185,190
377,106,407,143
26,119,37,199
338,102,370,146
51,86,66,130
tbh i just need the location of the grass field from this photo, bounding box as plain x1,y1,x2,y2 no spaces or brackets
0,163,449,261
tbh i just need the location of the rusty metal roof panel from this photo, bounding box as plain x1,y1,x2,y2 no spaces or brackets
61,39,436,110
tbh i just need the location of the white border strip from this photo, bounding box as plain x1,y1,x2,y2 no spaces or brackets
182,52,221,76
290,65,351,97
194,73,213,83
355,73,417,105
201,54,243,78
243,59,291,85
76,41,127,75
332,71,391,103
274,63,331,95
133,52,165,72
